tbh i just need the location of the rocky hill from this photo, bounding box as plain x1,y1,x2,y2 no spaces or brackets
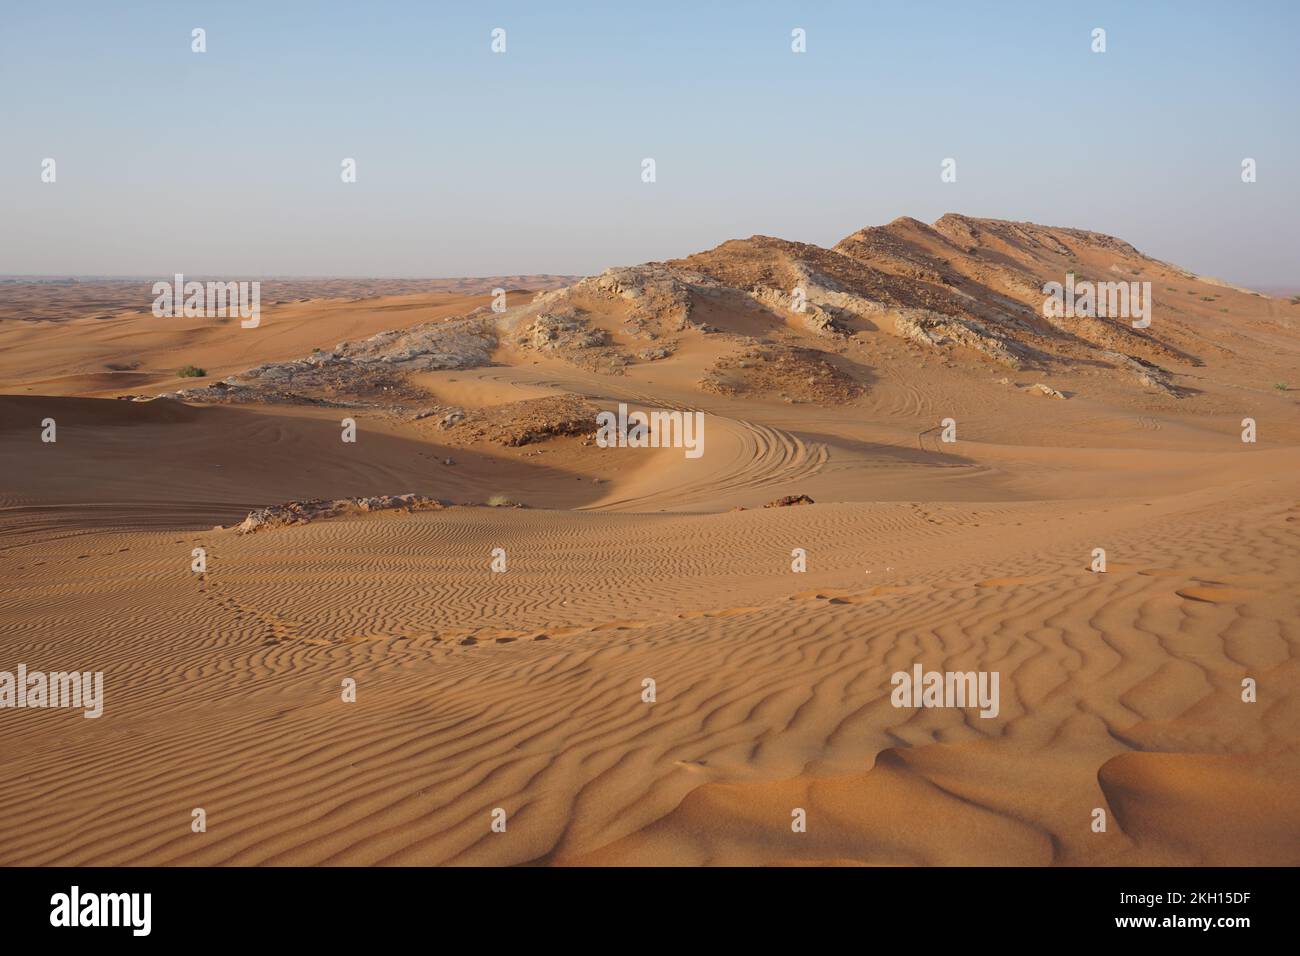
147,215,1296,412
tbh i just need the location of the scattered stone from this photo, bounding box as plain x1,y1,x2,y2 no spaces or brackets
1028,383,1067,399
704,344,863,404
440,394,600,447
763,494,815,508
234,493,446,534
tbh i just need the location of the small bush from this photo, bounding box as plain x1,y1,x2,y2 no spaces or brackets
178,365,206,378
1274,382,1289,392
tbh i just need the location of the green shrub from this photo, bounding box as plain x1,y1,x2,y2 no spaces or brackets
178,365,206,378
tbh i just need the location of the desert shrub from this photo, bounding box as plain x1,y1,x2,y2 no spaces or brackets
178,365,206,378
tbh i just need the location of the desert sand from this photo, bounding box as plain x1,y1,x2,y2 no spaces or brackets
1,216,1296,865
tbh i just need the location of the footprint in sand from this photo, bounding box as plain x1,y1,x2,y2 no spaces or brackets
590,619,651,630
790,586,919,604
675,608,758,620
867,585,920,596
673,759,711,774
1176,584,1262,604
1082,562,1136,574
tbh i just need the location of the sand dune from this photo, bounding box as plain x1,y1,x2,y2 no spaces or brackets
1,216,1296,866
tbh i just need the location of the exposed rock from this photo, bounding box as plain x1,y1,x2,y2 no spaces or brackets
517,311,608,351
587,265,709,328
437,394,600,447
703,344,865,405
1102,351,1181,397
157,316,496,406
234,494,446,534
333,316,497,370
764,494,815,508
894,309,1030,368
748,286,851,336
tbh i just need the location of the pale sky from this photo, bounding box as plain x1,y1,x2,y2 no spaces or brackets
2,1,1296,286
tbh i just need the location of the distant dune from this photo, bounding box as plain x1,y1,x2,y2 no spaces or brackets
0,275,579,324
1,215,1296,866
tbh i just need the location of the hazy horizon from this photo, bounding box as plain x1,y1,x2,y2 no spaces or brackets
4,1,1297,286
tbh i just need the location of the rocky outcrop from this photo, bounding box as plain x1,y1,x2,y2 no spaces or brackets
157,316,497,406
517,311,608,350
435,394,601,447
894,309,1031,369
764,494,815,508
587,265,706,328
1028,383,1067,399
332,316,497,370
701,344,865,404
1102,351,1181,397
233,494,446,534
